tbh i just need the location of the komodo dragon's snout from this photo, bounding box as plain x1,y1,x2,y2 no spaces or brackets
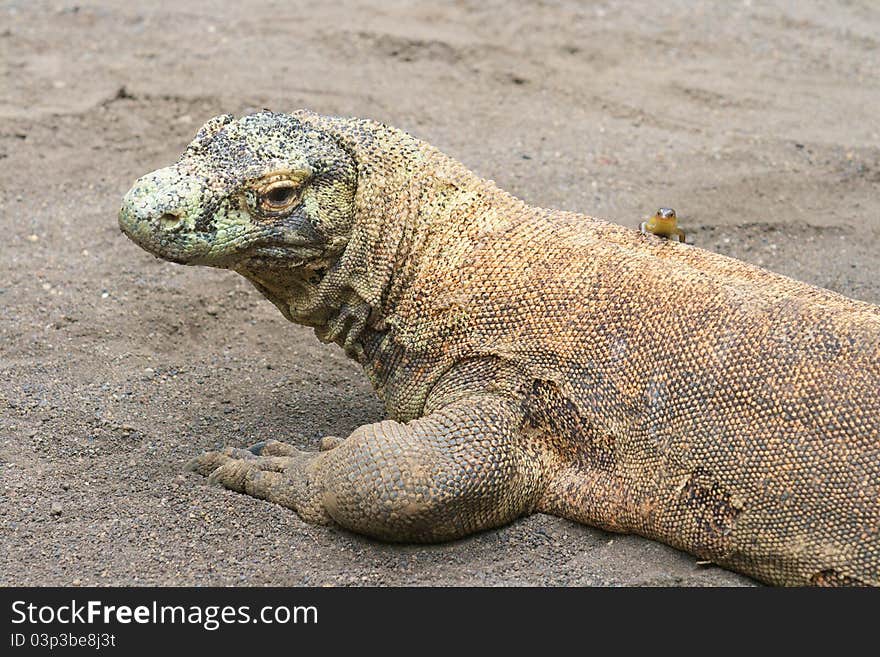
119,110,880,586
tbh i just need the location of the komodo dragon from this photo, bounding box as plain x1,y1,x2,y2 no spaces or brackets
118,110,880,586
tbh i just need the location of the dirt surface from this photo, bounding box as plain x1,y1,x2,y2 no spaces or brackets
1,0,878,587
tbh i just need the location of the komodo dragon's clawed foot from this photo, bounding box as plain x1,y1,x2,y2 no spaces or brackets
206,453,310,508
187,445,330,523
181,395,547,542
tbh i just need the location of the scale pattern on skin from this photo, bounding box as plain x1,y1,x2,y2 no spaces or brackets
119,110,880,586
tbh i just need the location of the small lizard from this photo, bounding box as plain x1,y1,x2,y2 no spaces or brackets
640,207,687,243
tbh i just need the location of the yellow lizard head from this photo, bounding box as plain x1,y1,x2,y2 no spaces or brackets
645,207,679,236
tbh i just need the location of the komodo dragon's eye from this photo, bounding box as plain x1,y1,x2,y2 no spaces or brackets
258,179,302,213
255,170,311,214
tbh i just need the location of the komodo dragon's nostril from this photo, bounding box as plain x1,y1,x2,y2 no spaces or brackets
158,212,184,231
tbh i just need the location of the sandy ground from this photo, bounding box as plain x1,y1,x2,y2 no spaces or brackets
1,0,878,586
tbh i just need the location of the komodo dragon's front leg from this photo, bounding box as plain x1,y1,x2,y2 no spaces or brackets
189,392,546,542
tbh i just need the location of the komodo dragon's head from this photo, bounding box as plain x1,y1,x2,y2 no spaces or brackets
119,111,357,270
120,109,490,353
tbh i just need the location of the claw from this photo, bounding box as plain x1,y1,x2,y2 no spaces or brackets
248,440,269,455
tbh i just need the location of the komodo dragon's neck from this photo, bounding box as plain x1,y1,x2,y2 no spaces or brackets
236,112,506,406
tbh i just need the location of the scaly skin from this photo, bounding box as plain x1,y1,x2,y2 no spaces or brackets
118,111,880,586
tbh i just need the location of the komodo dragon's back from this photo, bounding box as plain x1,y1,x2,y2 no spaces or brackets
453,211,879,585
119,110,880,586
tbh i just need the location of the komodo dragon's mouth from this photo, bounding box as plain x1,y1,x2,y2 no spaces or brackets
119,164,326,269
118,171,255,268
